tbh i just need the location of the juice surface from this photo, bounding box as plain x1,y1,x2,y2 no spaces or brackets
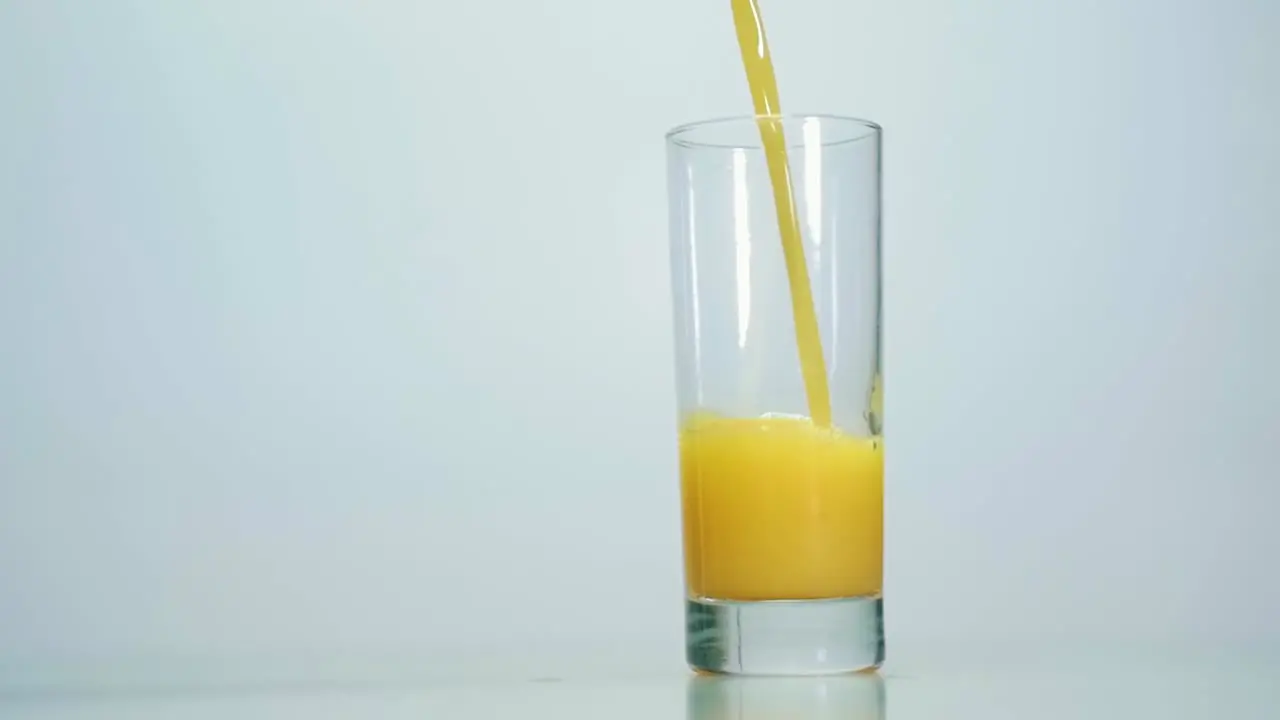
680,414,883,601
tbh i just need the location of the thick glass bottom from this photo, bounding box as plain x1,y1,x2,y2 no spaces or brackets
686,595,884,675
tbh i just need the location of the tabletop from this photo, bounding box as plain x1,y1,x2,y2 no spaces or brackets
2,646,1276,720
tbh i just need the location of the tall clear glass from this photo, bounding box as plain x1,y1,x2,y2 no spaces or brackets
667,114,883,674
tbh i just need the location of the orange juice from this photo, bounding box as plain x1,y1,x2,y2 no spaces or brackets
681,414,884,601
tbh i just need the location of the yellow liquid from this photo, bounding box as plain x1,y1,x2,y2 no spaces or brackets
681,415,884,600
677,0,883,603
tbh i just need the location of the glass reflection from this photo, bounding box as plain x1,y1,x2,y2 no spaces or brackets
688,672,886,720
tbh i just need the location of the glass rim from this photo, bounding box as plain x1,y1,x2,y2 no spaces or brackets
665,113,881,151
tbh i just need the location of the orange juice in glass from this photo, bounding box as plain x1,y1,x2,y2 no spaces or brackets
667,114,883,675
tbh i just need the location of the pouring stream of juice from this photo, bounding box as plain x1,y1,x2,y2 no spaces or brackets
730,0,831,427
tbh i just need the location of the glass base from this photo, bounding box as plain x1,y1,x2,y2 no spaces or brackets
686,595,884,675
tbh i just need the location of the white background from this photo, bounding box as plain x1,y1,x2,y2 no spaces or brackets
1,0,1278,679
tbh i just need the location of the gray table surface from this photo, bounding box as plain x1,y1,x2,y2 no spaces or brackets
2,646,1276,719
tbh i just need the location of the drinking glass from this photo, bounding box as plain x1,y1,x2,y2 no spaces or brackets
667,114,883,674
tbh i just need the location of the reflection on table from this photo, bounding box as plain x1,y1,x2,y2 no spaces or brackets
688,672,886,720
